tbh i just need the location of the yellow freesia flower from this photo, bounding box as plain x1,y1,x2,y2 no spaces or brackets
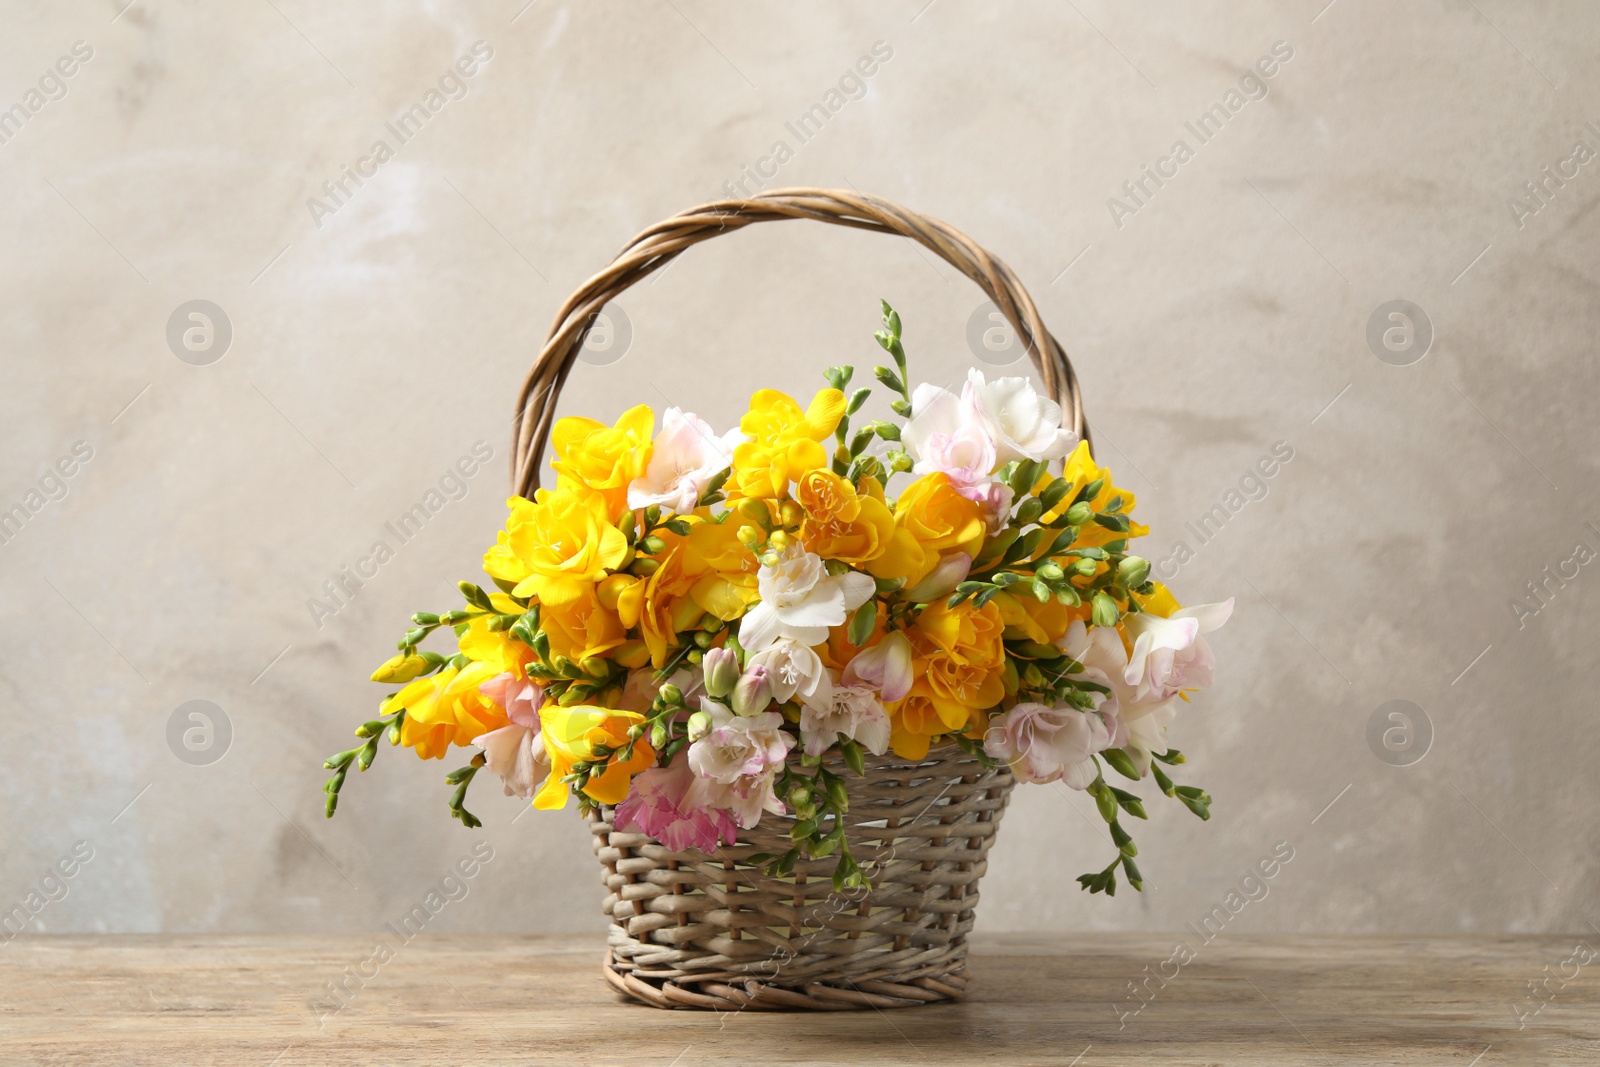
1042,441,1149,548
992,589,1081,646
505,487,629,607
542,583,628,666
456,614,533,677
870,472,986,588
797,468,895,567
730,388,846,499
680,519,760,621
550,405,654,516
533,705,654,809
888,597,1006,759
1140,581,1182,617
482,497,537,589
613,544,708,670
387,665,509,760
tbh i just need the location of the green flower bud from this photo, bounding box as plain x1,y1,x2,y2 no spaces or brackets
686,710,712,742
1065,501,1094,527
1092,591,1120,628
1117,556,1150,589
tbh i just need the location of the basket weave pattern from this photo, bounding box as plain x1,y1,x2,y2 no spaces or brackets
593,749,1016,1010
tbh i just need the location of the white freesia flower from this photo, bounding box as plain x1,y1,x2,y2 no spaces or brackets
799,679,891,757
964,369,1079,465
626,407,743,514
842,631,913,702
1122,599,1233,704
1061,619,1150,722
1123,703,1177,778
747,638,832,706
737,544,876,652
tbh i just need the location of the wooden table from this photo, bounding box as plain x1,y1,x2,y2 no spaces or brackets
1,934,1594,1064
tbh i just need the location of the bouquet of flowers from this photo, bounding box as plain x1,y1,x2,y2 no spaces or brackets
323,301,1230,897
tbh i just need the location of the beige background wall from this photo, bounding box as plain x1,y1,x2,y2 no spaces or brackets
3,0,1596,944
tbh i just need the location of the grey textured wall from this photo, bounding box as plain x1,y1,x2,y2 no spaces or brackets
3,0,1596,943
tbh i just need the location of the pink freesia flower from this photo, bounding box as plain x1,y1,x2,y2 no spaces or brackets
1121,600,1234,703
983,700,1116,789
479,672,544,729
614,755,739,853
475,673,549,798
842,632,914,702
685,701,794,828
626,407,743,515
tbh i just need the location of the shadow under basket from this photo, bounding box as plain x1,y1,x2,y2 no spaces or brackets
591,749,1016,1011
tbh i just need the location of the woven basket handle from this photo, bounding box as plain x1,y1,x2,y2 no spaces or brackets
511,187,1088,497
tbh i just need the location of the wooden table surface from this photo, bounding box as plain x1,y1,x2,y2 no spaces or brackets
0,933,1594,1065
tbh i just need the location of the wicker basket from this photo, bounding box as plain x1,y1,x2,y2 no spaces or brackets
509,189,1089,1010
593,750,1014,1010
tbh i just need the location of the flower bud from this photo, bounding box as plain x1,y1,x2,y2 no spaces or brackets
730,663,774,716
1065,501,1094,527
1117,555,1150,589
702,646,741,698
1073,557,1098,577
779,501,804,528
1092,591,1120,628
658,683,684,707
1036,561,1065,582
649,724,668,749
370,653,429,684
768,529,791,551
905,552,973,602
686,710,712,741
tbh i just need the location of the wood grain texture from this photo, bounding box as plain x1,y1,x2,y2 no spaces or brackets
0,934,1594,1065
